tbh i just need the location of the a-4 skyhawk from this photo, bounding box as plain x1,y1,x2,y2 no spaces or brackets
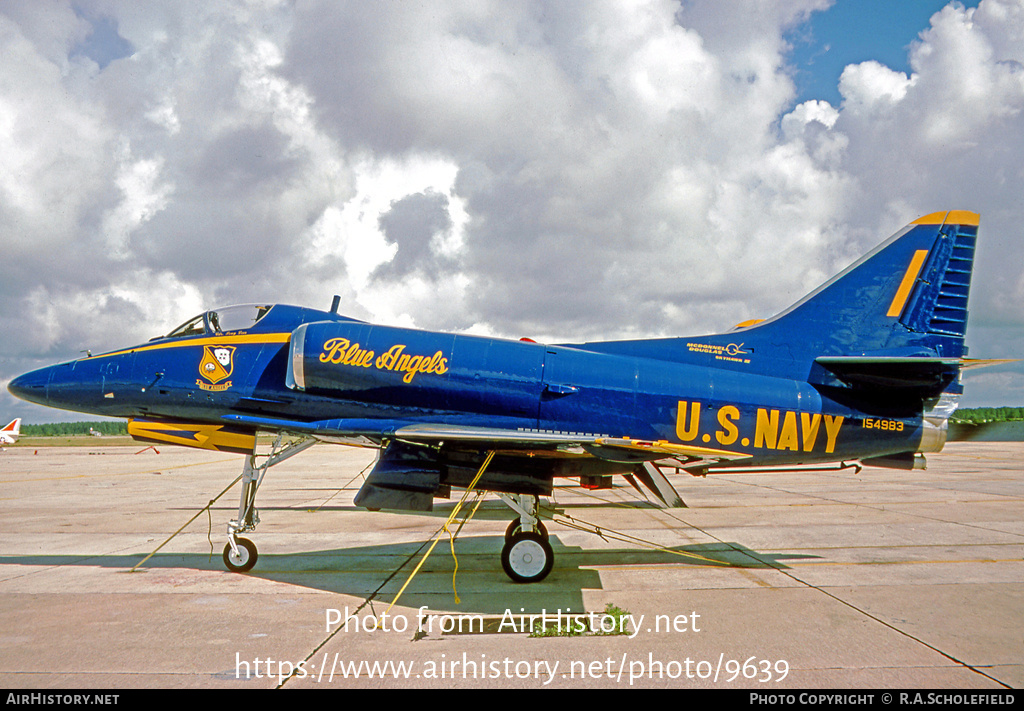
8,211,991,582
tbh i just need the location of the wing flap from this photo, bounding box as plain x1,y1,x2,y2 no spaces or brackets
591,437,750,461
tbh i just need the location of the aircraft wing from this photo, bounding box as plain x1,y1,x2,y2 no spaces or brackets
220,414,748,463
391,423,751,463
219,414,749,510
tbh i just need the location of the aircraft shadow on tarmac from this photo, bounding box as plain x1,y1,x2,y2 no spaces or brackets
0,536,817,615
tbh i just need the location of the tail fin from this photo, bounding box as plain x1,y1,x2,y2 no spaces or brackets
574,210,979,397
739,210,979,363
1,418,21,444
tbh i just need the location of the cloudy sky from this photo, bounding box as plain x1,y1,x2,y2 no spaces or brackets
2,0,1022,423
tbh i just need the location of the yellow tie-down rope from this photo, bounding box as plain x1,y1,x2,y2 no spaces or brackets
546,484,730,567
383,450,495,617
550,510,728,566
130,470,244,572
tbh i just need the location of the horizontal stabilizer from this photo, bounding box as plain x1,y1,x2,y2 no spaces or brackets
812,356,1019,396
813,356,962,394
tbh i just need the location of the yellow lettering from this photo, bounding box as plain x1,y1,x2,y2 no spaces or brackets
401,355,424,383
425,352,439,374
800,412,821,452
377,344,404,370
863,418,904,432
824,415,844,453
716,405,739,445
676,401,701,442
755,409,779,449
321,340,448,383
777,411,799,451
318,338,375,368
320,337,350,364
425,352,440,374
349,343,372,366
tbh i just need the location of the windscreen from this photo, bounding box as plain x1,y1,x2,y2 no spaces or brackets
165,314,206,338
208,304,273,333
163,304,273,339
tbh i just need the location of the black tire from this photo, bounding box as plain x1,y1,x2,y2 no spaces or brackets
501,531,553,583
223,537,258,573
505,518,548,542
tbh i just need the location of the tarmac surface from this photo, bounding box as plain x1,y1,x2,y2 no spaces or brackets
0,440,1021,689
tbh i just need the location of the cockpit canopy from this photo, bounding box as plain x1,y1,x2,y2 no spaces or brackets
164,304,273,339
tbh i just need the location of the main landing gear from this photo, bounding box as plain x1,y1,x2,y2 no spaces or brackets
498,493,553,583
218,440,554,584
222,435,316,574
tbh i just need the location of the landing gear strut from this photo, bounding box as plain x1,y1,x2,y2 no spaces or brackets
498,493,553,583
222,435,316,574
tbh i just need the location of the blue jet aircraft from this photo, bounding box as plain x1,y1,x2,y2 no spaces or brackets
8,210,989,582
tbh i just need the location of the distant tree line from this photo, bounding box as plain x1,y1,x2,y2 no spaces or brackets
21,422,129,436
952,407,1024,424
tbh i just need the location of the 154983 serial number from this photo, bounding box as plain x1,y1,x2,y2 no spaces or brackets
862,418,905,432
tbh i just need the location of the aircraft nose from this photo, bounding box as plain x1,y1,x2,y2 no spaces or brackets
7,366,52,406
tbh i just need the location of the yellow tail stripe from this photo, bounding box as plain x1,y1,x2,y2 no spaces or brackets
887,249,929,318
911,210,979,226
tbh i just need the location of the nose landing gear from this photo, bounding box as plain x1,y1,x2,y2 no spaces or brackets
221,435,316,574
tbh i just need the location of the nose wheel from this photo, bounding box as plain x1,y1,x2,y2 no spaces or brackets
223,536,258,573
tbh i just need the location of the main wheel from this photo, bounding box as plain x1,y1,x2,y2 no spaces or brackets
505,518,548,542
223,537,258,573
501,531,553,583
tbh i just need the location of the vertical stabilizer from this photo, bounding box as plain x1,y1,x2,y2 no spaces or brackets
895,211,977,348
0,418,21,444
736,210,979,361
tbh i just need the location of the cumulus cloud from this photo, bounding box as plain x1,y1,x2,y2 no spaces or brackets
831,2,1024,331
373,190,456,282
2,0,1023,418
839,60,916,108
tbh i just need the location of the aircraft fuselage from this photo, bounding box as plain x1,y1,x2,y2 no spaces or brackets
9,304,932,468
